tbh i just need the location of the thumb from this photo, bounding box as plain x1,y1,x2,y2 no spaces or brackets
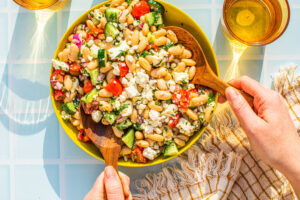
225,87,261,133
104,166,125,200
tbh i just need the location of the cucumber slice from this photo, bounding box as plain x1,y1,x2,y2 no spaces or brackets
89,68,100,86
154,13,163,25
163,141,179,157
147,0,165,14
145,12,156,26
145,12,163,26
105,8,121,23
116,119,132,130
62,102,76,115
98,49,107,67
103,112,117,125
81,88,99,103
104,22,120,39
122,129,135,149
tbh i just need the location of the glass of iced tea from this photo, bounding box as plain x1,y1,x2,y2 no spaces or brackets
221,0,290,46
13,0,70,10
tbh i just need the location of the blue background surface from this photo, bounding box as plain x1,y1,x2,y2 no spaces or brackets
0,0,299,199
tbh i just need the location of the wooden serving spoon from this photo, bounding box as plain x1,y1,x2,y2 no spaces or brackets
164,26,253,106
80,104,122,171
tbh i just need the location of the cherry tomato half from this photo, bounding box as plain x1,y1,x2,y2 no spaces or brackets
132,1,150,19
145,44,159,51
131,147,147,163
69,63,82,72
77,129,90,142
86,32,96,41
54,90,65,102
168,113,180,128
172,89,191,109
105,78,123,96
118,62,129,77
83,80,94,94
50,70,65,83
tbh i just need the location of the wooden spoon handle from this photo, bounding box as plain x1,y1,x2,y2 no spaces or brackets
100,146,120,172
199,70,254,107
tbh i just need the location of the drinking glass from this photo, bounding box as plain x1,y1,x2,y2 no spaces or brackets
220,0,290,81
13,0,70,10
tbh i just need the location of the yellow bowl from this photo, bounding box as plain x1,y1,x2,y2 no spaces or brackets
50,0,219,167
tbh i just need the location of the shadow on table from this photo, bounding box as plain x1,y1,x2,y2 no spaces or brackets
0,2,72,199
213,21,265,82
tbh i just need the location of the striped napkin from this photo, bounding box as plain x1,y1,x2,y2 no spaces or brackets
133,64,299,200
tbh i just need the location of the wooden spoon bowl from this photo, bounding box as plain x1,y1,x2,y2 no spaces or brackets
164,26,253,106
80,104,122,171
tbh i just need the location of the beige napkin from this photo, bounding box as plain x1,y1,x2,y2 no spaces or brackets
133,64,299,200
274,63,300,133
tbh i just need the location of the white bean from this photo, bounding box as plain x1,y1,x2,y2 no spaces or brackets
154,91,172,100
145,134,164,142
148,101,163,112
98,88,113,98
190,95,208,106
139,57,151,71
112,126,124,138
136,140,149,148
186,109,198,121
64,75,73,91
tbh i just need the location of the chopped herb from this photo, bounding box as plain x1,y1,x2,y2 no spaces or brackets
117,50,126,57
166,99,172,104
133,123,142,131
164,127,168,132
73,99,80,109
199,113,205,123
89,11,94,18
78,52,82,59
206,91,215,105
140,51,153,57
155,102,161,106
161,42,174,50
114,104,129,115
164,139,173,145
126,0,132,4
132,151,137,157
200,88,205,95
100,104,103,107
62,89,67,93
86,27,90,33
110,98,116,103
182,80,188,89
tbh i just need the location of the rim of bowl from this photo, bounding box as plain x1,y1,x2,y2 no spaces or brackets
50,0,219,167
222,0,290,46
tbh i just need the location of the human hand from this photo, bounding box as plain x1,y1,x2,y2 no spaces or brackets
84,166,132,200
225,76,300,176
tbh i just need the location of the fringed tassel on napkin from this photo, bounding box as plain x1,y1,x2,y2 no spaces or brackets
274,63,300,133
133,145,242,200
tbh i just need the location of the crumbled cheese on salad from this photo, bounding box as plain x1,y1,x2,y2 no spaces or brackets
52,59,69,71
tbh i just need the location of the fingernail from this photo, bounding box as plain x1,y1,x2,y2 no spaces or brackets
105,166,117,179
226,87,239,102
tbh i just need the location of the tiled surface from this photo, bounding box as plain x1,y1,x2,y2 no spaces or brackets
0,0,299,199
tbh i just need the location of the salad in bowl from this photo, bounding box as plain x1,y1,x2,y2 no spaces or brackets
50,0,216,164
